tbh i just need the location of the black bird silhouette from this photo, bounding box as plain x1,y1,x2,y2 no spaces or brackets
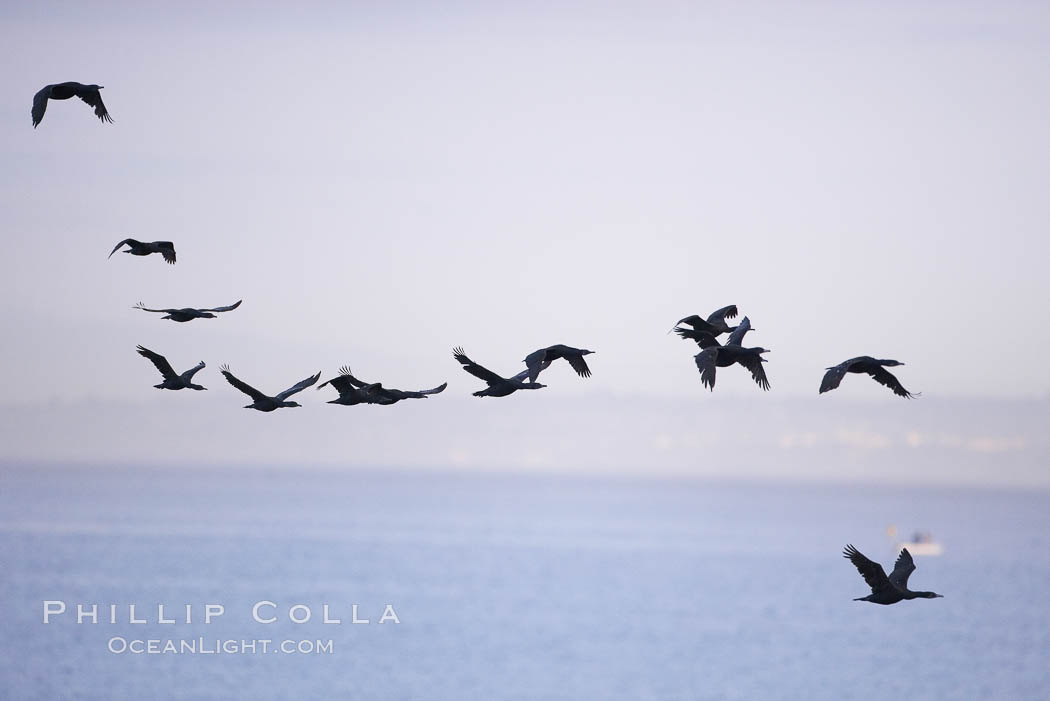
219,364,320,412
134,300,242,323
136,346,206,391
674,314,756,348
522,345,595,383
686,316,770,391
32,82,113,127
317,366,447,406
670,304,739,337
820,357,917,398
453,347,546,397
110,239,176,264
843,545,943,605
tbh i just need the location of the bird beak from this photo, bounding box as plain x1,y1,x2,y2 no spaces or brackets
936,594,944,597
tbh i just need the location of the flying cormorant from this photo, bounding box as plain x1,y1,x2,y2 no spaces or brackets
453,347,546,397
522,345,595,383
686,316,770,391
134,300,242,323
32,82,113,127
219,364,320,412
843,544,943,604
670,304,739,338
110,239,176,264
820,357,917,398
135,346,206,391
317,366,447,406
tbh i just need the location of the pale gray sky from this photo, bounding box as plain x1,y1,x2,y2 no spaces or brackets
2,2,1048,480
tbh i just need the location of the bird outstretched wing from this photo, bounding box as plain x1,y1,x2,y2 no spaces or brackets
134,302,174,314
737,352,770,391
843,544,895,595
183,361,206,381
819,362,851,394
385,382,448,399
77,86,113,124
674,315,719,335
724,316,752,347
157,242,176,264
707,304,738,324
109,239,138,258
565,353,592,378
316,375,356,396
219,364,267,401
453,347,504,385
693,348,719,391
888,548,916,589
202,300,242,313
317,367,367,397
136,345,176,380
673,326,720,348
31,86,50,127
869,366,917,398
275,372,321,401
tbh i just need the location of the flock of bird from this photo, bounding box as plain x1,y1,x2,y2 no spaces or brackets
35,82,938,604
671,305,917,397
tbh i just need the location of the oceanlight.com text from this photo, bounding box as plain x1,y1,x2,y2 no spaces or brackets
107,637,334,655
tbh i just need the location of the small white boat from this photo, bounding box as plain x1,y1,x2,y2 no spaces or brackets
887,526,943,556
896,540,943,556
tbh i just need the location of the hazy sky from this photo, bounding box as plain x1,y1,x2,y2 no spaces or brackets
2,2,1048,479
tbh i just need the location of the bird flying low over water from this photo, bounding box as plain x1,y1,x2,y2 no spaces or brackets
843,545,943,604
134,300,242,322
670,304,739,337
317,366,447,406
219,364,320,412
687,316,770,391
522,345,595,383
32,82,113,127
136,346,206,391
820,357,917,398
453,347,546,397
110,239,176,264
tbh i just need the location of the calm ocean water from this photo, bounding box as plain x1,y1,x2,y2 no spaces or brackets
1,464,1047,700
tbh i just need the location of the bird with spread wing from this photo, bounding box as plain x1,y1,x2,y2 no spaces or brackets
110,239,176,264
669,304,740,338
219,365,320,412
843,544,942,604
820,357,917,398
453,347,546,397
317,366,447,406
134,300,242,323
521,345,595,384
32,82,113,127
680,316,770,391
135,346,206,391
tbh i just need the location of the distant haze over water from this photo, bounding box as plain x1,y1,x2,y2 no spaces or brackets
3,395,1046,487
